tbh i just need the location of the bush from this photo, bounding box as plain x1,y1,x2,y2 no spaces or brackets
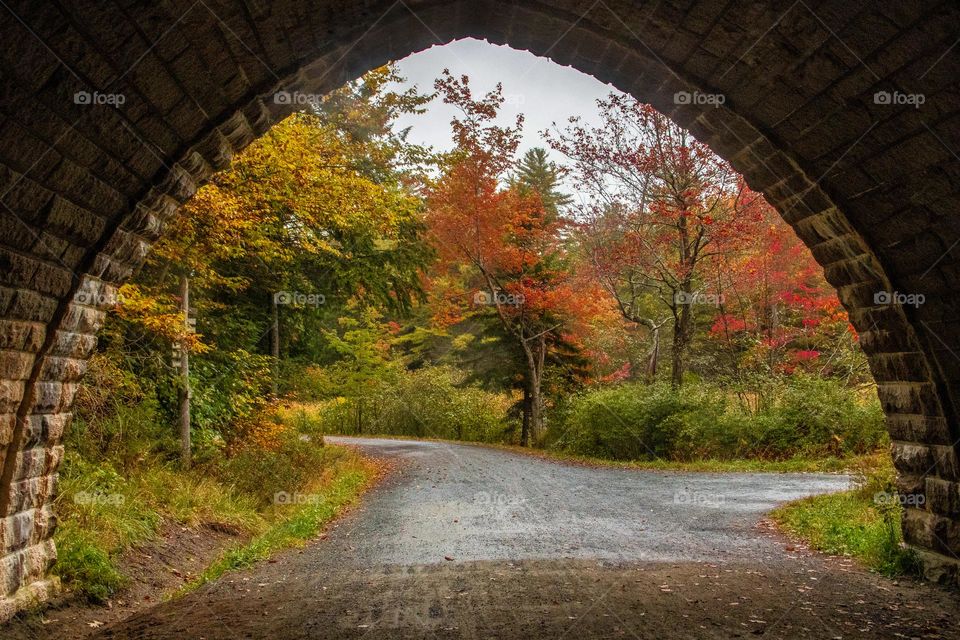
70,354,172,468
772,376,887,456
551,383,689,460
304,365,517,443
218,425,335,506
552,377,887,462
191,349,274,446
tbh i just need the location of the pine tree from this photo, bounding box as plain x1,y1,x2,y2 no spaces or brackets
510,147,571,220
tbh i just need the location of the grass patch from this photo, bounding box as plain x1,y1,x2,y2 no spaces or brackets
52,456,263,603
490,444,886,474
53,435,376,603
337,434,887,474
135,466,264,532
52,522,128,603
770,459,922,576
182,448,376,593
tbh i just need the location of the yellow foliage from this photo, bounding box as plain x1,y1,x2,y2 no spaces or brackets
115,284,209,353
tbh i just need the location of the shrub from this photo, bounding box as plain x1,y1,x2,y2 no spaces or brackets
69,354,172,468
218,426,335,506
553,383,690,460
191,349,274,445
302,365,517,443
552,377,887,462
771,376,887,456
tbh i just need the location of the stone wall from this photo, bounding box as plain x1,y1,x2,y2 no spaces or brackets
0,0,958,617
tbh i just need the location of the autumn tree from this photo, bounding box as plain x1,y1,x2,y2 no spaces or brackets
425,71,585,445
114,65,432,451
548,95,763,386
704,201,864,396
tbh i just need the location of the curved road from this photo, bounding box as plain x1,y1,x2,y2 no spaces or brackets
94,437,956,639
322,437,851,566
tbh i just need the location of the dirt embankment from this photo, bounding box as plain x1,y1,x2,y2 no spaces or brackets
4,522,241,640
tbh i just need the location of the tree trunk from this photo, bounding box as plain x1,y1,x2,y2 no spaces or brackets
646,324,660,383
671,289,693,388
521,336,546,445
520,387,531,447
527,376,543,442
179,275,191,469
270,292,280,397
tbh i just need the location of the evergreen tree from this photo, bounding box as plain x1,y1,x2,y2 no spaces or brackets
510,147,572,220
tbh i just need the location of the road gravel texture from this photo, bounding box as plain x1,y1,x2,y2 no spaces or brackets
89,437,958,639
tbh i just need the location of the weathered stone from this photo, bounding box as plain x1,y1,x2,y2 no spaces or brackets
0,0,958,620
910,548,960,586
892,442,935,474
887,414,953,445
926,478,960,518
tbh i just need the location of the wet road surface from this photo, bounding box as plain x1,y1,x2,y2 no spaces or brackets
90,437,958,639
320,437,852,566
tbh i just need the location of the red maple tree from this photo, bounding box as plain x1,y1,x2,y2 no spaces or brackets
425,71,591,444
548,95,763,386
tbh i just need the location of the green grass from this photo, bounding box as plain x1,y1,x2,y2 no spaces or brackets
771,488,922,576
495,444,886,473
52,460,264,603
324,432,888,474
51,444,375,604
181,453,374,593
52,522,128,603
135,466,263,532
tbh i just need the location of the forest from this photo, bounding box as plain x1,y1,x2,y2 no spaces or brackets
56,65,895,602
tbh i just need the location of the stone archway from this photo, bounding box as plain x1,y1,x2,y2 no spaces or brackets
0,0,958,616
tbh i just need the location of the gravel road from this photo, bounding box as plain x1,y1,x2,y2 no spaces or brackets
319,437,852,566
90,437,958,639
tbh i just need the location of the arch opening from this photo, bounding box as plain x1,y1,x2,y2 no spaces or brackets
0,0,958,617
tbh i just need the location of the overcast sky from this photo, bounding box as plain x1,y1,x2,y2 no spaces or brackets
390,38,622,161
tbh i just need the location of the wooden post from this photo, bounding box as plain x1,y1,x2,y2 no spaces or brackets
180,274,191,469
271,292,280,396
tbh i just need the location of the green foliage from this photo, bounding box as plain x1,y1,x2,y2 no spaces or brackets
218,431,333,507
550,384,691,459
510,147,571,219
70,353,173,468
52,523,126,604
301,365,518,443
52,453,158,602
772,462,921,577
552,378,887,462
54,452,161,557
190,349,274,447
770,375,887,456
53,350,352,603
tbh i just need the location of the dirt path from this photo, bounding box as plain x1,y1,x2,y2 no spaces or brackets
41,438,960,637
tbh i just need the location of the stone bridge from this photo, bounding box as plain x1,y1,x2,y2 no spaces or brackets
0,0,958,618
